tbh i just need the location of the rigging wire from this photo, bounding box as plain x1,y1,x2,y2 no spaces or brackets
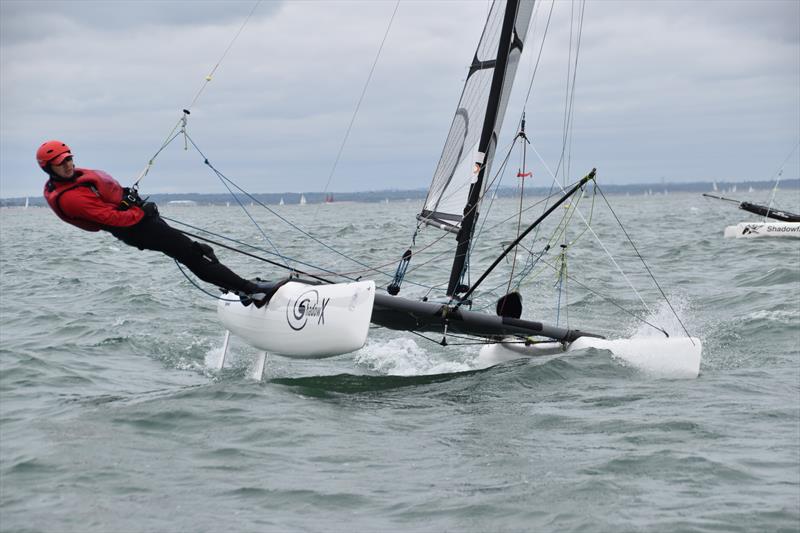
558,0,587,328
181,134,399,282
536,255,669,336
505,118,531,298
160,215,342,282
173,260,243,302
186,1,262,111
470,183,595,309
313,0,401,219
182,131,290,268
594,184,694,341
764,141,800,220
132,1,261,189
530,144,652,313
519,0,556,112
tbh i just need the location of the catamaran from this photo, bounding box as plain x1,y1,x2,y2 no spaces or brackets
702,144,800,239
706,194,800,239
212,0,702,379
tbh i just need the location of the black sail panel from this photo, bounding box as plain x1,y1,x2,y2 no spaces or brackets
418,0,534,234
739,202,800,222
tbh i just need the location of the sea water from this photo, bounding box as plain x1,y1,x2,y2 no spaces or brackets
1,192,798,532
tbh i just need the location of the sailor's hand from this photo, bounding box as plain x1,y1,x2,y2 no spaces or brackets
141,202,159,218
119,187,143,210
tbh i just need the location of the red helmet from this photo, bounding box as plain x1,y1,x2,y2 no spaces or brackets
36,140,72,169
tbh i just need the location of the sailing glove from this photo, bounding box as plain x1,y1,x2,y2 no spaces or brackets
119,187,143,210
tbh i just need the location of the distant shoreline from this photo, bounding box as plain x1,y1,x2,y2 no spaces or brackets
3,179,798,207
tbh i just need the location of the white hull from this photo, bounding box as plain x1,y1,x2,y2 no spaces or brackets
478,336,702,379
217,280,375,358
723,222,800,238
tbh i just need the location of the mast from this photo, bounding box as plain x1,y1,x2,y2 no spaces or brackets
447,0,523,297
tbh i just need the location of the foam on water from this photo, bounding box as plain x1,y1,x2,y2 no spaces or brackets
744,309,799,323
354,337,475,376
203,344,226,372
600,294,703,378
627,292,696,339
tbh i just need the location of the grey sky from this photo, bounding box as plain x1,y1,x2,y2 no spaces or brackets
1,0,798,198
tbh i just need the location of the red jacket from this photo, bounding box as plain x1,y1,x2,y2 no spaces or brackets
43,168,144,232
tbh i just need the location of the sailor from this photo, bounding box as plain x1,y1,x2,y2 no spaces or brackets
37,140,274,305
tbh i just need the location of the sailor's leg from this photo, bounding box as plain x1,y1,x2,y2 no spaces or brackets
110,217,256,293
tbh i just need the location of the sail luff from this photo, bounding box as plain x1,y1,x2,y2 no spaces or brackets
446,0,525,296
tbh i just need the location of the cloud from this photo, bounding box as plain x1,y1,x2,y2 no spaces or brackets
1,0,798,198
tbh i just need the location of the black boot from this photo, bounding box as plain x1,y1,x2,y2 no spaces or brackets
240,278,289,308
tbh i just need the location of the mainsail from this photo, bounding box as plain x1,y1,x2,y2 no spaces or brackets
416,0,535,295
738,201,800,222
702,193,800,223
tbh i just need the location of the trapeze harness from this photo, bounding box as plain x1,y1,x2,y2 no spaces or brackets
44,169,138,231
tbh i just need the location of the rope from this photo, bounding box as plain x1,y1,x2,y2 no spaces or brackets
133,1,261,188
160,215,341,282
173,260,242,302
313,0,400,219
764,141,800,220
182,133,389,278
530,145,651,312
594,184,693,341
183,132,290,268
504,126,529,298
186,1,262,111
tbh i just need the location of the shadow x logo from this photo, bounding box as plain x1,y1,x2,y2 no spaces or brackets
287,289,331,331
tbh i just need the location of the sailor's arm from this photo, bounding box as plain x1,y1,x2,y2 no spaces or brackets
59,187,145,227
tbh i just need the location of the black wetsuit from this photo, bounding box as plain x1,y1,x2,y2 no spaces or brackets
108,215,255,294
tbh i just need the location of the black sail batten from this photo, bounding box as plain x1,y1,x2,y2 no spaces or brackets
416,210,461,234
468,58,497,77
739,201,800,222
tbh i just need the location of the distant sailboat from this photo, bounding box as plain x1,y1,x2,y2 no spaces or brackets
279,197,285,206
299,194,307,205
24,197,29,209
712,181,718,192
